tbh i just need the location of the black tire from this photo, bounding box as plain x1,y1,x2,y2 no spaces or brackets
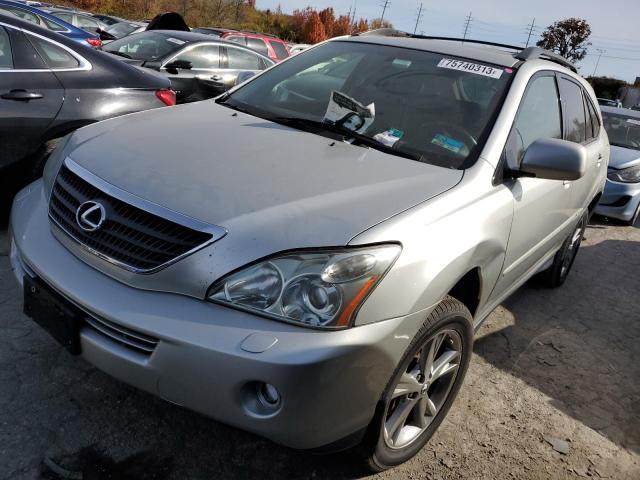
539,212,588,288
359,296,473,472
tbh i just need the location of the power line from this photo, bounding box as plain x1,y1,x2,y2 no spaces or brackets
414,2,424,35
525,18,536,47
462,11,473,39
380,0,391,22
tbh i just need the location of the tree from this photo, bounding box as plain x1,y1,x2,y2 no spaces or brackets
586,76,627,100
537,18,592,62
369,18,393,30
318,7,335,38
333,14,353,36
354,18,369,33
302,11,326,44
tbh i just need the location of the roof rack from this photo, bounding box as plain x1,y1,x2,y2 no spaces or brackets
354,29,578,73
515,46,577,73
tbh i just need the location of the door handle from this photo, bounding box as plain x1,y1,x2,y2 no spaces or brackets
210,75,223,81
563,180,572,188
1,90,44,101
597,152,603,167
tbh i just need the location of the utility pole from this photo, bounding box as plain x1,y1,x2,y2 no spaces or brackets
592,49,606,76
462,11,473,40
380,0,390,22
525,18,536,47
414,2,424,35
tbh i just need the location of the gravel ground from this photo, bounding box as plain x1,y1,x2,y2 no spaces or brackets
0,217,638,480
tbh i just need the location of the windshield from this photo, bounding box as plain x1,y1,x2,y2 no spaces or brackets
103,32,181,60
222,41,513,168
602,111,640,150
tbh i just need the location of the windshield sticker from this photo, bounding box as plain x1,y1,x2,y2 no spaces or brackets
374,128,404,147
626,119,640,126
392,59,412,68
437,58,503,79
431,134,464,153
323,91,375,134
166,37,186,45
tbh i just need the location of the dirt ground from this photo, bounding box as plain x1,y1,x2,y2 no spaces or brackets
0,216,638,480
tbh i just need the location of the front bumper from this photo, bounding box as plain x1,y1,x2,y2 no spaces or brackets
595,178,640,222
10,182,422,449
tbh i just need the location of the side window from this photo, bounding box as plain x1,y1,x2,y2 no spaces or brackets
5,7,39,25
76,16,100,30
0,26,13,69
583,94,594,141
586,95,601,139
226,47,261,70
506,75,562,167
42,16,68,32
173,45,220,69
28,35,79,69
559,78,587,143
269,40,288,60
246,37,268,56
53,12,73,24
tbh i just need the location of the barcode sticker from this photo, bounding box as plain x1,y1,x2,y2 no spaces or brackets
437,58,503,79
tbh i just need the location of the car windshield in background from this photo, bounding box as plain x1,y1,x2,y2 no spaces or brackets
602,111,640,150
221,41,512,169
103,32,181,60
105,21,142,38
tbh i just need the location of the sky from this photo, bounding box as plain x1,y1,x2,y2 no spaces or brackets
257,0,640,83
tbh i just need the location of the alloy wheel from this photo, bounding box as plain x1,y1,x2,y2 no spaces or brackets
560,221,585,279
383,329,462,449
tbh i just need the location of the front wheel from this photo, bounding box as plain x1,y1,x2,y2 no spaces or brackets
360,296,473,472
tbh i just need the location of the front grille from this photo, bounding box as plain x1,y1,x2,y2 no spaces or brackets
85,315,159,355
49,165,214,272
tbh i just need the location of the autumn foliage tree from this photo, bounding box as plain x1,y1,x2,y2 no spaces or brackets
537,18,592,62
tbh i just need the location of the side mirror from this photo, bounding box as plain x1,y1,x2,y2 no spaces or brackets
234,71,256,86
164,60,192,73
520,138,587,181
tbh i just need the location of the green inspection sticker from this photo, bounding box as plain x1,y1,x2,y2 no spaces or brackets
431,134,464,153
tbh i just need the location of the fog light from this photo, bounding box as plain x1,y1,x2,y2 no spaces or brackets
257,383,280,407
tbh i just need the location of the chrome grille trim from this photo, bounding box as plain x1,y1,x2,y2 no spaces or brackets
85,315,158,355
48,158,227,274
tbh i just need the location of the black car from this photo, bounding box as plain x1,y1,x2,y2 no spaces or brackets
101,30,274,103
0,14,175,183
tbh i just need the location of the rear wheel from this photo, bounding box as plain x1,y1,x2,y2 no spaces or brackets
360,296,473,472
540,212,587,288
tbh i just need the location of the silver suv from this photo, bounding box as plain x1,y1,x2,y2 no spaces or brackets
10,31,607,470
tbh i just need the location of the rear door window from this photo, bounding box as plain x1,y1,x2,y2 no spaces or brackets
226,35,246,46
246,37,268,57
52,12,73,23
28,35,79,69
559,78,587,143
0,26,13,69
269,40,288,60
585,94,601,139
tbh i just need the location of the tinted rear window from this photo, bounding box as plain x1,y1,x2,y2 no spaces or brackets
246,37,268,56
270,40,288,59
560,78,587,143
103,32,182,60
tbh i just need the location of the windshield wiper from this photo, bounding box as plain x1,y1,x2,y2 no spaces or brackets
270,116,424,163
105,50,132,59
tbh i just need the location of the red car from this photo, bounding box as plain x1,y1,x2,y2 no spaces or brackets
193,27,290,62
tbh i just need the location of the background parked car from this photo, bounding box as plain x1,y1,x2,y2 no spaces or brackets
192,27,290,62
596,106,640,225
598,97,623,108
0,13,175,192
0,0,101,46
41,7,109,35
91,13,126,27
100,20,147,42
101,30,274,103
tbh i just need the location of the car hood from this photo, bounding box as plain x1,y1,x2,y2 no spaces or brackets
609,145,640,170
66,101,463,250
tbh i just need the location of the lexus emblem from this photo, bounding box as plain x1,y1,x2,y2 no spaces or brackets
76,200,106,232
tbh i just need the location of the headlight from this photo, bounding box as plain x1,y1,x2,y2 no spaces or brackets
208,244,401,329
43,133,73,199
608,165,640,183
